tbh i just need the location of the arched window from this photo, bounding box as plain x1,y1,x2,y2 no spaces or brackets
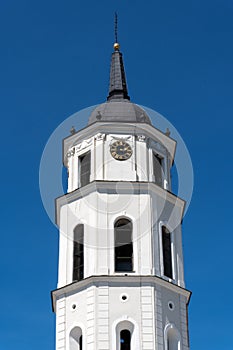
162,226,173,279
73,224,84,282
69,327,83,350
115,219,133,272
153,152,163,187
120,329,131,350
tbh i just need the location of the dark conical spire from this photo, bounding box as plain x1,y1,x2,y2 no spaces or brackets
88,15,151,125
107,43,130,101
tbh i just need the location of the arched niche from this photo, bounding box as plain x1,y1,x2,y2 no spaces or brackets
114,319,139,350
164,324,181,350
69,326,83,350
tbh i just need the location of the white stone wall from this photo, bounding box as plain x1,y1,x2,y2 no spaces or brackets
55,123,189,350
66,132,171,193
180,295,190,350
57,186,184,289
54,279,190,350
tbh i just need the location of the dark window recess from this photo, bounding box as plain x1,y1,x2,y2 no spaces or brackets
162,226,173,279
79,335,82,350
153,153,163,187
79,152,90,187
167,338,170,350
167,330,179,350
73,225,84,282
120,329,131,350
115,219,133,272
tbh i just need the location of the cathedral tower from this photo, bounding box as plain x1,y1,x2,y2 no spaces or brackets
51,41,191,350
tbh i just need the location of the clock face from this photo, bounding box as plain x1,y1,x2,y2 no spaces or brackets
110,140,133,161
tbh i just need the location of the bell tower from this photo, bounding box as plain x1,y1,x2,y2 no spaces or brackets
51,40,191,350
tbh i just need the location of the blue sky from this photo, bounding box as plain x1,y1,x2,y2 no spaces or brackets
0,0,233,349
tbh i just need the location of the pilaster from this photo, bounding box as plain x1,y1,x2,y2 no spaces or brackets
97,285,110,349
154,285,164,350
56,295,66,350
140,286,154,350
86,287,95,350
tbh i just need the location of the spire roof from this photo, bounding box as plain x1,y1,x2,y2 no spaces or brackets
88,42,152,125
107,45,130,101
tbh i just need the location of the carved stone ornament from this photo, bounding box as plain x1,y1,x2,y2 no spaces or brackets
139,113,147,122
110,135,132,142
67,148,75,158
95,133,105,141
137,135,146,142
70,126,76,135
96,111,102,120
75,138,93,152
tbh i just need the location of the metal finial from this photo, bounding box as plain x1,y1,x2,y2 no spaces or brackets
114,12,120,51
115,12,118,44
70,126,76,135
96,111,102,120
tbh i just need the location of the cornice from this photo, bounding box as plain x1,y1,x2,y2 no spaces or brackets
55,181,186,226
63,122,177,166
51,275,191,312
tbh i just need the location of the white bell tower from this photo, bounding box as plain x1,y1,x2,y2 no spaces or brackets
51,41,191,350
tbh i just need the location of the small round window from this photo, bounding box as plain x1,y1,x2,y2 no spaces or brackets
168,301,175,311
71,304,77,311
120,293,129,302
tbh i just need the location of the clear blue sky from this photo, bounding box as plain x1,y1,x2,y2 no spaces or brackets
0,0,232,349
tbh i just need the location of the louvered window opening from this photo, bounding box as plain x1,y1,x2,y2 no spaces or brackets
153,152,163,187
162,226,173,279
79,152,90,187
73,225,84,282
115,219,133,272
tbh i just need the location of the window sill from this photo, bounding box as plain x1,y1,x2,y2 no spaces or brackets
114,271,136,275
162,275,177,284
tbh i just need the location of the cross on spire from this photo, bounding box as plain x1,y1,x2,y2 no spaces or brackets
107,13,130,101
115,12,118,44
